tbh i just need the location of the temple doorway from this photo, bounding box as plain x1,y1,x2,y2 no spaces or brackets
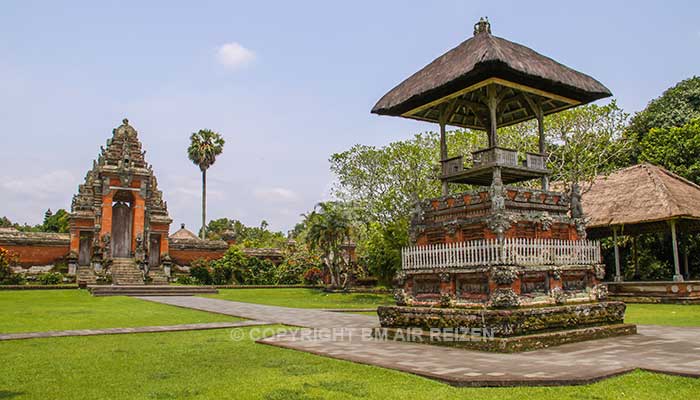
78,231,93,266
111,201,133,258
148,234,161,268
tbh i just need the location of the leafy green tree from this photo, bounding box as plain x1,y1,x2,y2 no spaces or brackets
188,129,225,239
627,76,700,161
545,101,631,192
304,202,354,288
203,217,286,248
640,118,700,184
277,242,321,285
358,219,409,286
42,209,70,233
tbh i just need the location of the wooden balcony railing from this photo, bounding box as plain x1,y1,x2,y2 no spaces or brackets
402,238,601,271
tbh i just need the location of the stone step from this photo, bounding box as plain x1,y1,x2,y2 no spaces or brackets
87,285,218,297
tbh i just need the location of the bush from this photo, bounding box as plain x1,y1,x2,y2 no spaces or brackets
303,267,323,285
0,247,23,285
37,272,63,285
176,275,195,285
244,257,278,285
277,244,321,285
189,258,213,285
211,264,234,285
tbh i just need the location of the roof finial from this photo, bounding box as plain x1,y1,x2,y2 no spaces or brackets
474,17,491,36
181,223,186,229
122,118,129,125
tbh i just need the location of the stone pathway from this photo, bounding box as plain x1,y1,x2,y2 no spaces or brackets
0,320,266,341
140,296,700,386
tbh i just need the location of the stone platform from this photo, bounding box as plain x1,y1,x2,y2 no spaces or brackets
377,301,635,352
607,281,700,304
88,285,218,297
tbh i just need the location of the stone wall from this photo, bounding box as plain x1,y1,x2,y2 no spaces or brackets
1,229,284,269
0,230,70,267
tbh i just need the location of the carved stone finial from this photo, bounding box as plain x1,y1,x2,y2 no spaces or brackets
474,17,491,36
122,118,129,125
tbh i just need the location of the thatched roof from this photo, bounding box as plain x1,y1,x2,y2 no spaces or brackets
583,164,700,237
372,18,611,130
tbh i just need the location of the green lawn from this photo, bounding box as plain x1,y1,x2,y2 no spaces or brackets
0,290,238,333
205,288,394,309
1,326,699,400
625,303,700,326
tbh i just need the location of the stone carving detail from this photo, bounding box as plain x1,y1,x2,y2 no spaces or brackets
536,212,554,231
592,283,608,300
489,288,520,308
490,265,519,285
594,264,606,280
486,212,514,239
439,293,455,308
550,287,566,304
570,183,584,219
438,270,452,283
394,271,407,286
489,168,506,211
551,266,562,281
393,289,412,306
574,218,588,240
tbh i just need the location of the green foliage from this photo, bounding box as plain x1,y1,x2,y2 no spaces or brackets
213,246,249,284
36,272,63,285
302,267,323,284
203,218,286,248
358,219,408,285
0,247,24,285
304,202,355,288
640,118,700,183
187,129,225,172
189,259,213,285
277,243,321,285
628,76,700,160
42,209,70,233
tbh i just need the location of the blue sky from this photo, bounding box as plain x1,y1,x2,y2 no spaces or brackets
1,0,698,233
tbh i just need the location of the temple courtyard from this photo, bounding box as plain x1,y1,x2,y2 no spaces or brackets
1,289,699,399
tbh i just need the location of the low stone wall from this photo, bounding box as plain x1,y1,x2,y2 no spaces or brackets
607,281,700,304
0,230,70,267
168,238,284,267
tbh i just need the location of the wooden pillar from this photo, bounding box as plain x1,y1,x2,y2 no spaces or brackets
537,111,548,190
486,86,498,148
670,219,683,281
440,119,448,196
613,226,622,282
632,235,639,280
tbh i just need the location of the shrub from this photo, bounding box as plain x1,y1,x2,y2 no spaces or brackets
278,244,321,285
37,272,63,285
303,267,323,285
189,258,213,285
211,264,235,285
176,275,195,285
0,247,23,285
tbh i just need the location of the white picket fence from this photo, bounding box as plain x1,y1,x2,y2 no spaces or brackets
402,238,601,270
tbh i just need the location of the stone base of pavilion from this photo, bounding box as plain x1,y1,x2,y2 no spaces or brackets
607,281,700,304
375,301,636,352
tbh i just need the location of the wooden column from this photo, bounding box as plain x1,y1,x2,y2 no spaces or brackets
670,219,683,281
486,86,498,147
632,235,639,280
440,119,448,196
613,226,622,282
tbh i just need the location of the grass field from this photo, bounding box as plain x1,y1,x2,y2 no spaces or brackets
205,288,394,309
624,303,700,326
0,290,238,333
1,325,699,400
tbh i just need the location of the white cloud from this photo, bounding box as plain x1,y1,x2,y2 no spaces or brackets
1,170,76,200
253,187,300,202
216,42,255,69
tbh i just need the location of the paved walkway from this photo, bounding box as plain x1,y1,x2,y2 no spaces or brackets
0,320,266,341
140,296,700,386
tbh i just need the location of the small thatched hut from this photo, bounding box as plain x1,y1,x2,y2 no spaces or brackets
582,163,700,282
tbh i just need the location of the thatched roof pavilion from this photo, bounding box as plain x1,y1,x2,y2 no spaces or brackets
372,18,611,192
582,163,700,281
372,20,611,129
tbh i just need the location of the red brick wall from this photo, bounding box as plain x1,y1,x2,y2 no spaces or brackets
3,244,70,267
169,249,226,266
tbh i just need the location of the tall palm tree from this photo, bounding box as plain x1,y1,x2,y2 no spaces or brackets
305,202,354,288
187,129,225,239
